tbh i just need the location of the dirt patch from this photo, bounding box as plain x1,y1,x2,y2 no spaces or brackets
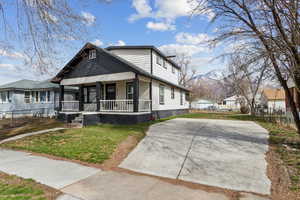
267,146,300,200
101,135,140,170
0,172,61,200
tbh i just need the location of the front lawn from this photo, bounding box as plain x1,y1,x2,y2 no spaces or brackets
0,118,64,141
1,123,148,164
0,172,60,200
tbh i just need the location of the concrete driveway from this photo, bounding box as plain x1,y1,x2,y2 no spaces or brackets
120,118,271,195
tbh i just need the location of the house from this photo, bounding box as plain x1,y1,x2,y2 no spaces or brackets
260,88,286,113
0,79,77,118
51,43,190,125
191,99,216,110
217,95,244,111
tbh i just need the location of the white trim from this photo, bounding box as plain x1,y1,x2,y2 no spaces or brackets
61,72,135,86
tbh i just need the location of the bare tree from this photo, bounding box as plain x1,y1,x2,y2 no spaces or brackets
169,53,197,87
0,0,108,75
224,54,269,115
191,0,300,132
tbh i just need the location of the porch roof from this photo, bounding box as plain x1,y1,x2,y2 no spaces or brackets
52,43,190,92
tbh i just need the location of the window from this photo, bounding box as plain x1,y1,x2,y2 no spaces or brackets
162,60,167,69
126,82,134,99
185,92,189,101
47,91,51,102
24,91,31,103
156,54,162,66
171,87,175,99
172,66,175,73
35,91,39,102
180,90,183,105
40,91,46,102
0,92,7,103
159,84,165,105
89,49,96,60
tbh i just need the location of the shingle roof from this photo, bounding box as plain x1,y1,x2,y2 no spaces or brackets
263,88,285,100
0,79,76,91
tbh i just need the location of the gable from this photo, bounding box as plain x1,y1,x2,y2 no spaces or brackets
63,48,134,80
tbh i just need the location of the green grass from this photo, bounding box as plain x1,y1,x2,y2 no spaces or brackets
0,172,58,200
1,123,148,164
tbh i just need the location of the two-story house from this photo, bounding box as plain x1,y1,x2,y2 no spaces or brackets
51,43,190,125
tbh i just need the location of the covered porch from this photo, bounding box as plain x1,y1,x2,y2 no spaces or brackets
58,73,152,113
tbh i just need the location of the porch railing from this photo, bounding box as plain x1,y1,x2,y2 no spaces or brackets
139,99,151,112
61,100,151,112
100,99,134,112
62,101,79,112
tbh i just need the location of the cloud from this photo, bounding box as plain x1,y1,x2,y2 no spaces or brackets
92,39,104,46
175,32,210,45
129,0,152,22
0,49,27,60
129,0,214,30
116,40,126,46
0,63,16,71
159,44,207,56
146,21,175,31
81,11,96,26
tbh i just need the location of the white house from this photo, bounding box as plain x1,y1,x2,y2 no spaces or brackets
218,95,244,111
191,99,216,110
52,43,190,125
260,88,286,113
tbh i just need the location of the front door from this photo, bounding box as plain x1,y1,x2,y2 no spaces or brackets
105,84,116,100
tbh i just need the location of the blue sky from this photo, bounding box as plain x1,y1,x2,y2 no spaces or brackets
0,0,226,84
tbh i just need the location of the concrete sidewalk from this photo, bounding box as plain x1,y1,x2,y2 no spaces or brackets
0,148,231,200
0,127,66,144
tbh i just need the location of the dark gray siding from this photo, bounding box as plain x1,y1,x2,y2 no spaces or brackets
65,49,133,79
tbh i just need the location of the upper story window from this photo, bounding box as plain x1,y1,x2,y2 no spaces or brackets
171,87,175,99
156,54,163,66
89,49,96,60
162,60,167,69
159,84,165,105
24,91,31,103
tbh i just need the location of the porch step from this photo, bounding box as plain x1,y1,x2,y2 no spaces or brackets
71,115,83,125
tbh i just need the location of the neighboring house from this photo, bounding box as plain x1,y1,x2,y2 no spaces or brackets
218,95,244,111
0,79,77,118
260,88,286,113
51,43,190,125
191,99,216,110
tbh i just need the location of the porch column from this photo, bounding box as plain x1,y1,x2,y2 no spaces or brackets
96,82,102,111
59,85,64,111
79,85,84,111
133,75,139,112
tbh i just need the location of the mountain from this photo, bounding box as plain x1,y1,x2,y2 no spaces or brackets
193,70,224,81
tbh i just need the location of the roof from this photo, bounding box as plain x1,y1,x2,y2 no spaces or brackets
224,95,239,101
52,43,190,92
193,99,214,104
262,88,285,100
0,79,76,91
106,45,181,69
